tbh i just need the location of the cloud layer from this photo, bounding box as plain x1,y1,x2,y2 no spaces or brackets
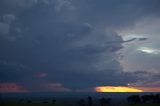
0,0,160,92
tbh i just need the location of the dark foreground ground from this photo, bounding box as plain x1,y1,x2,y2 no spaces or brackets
1,102,160,106
0,93,160,106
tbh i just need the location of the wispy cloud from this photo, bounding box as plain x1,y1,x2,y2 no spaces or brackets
45,83,72,92
0,82,28,93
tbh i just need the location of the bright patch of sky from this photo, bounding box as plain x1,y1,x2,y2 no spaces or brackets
137,47,160,55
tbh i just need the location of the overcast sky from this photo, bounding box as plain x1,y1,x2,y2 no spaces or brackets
0,0,160,92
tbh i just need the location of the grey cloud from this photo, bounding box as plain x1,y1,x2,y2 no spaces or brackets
0,0,36,14
67,0,160,29
2,14,16,24
53,0,74,12
0,14,20,41
126,69,160,88
0,60,29,72
0,22,10,35
0,0,160,90
138,38,148,41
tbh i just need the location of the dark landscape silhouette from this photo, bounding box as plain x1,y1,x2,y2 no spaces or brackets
0,93,160,106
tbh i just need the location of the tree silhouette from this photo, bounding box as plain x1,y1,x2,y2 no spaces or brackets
43,101,49,103
127,95,141,104
99,97,110,106
141,94,160,103
142,94,155,103
154,94,160,103
52,99,56,104
78,99,86,106
0,95,1,102
19,99,23,102
87,96,93,106
27,100,32,103
0,95,3,105
106,98,112,105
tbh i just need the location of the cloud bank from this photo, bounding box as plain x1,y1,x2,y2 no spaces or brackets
0,0,160,92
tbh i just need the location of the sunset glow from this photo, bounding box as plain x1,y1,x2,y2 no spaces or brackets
95,86,143,92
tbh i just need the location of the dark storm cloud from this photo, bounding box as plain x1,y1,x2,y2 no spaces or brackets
0,0,160,91
69,0,160,29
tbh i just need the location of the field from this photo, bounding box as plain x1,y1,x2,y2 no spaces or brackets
0,102,71,106
1,102,160,106
1,93,160,106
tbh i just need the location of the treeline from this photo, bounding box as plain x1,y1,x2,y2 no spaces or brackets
0,94,160,105
127,94,160,104
78,94,160,106
78,96,112,106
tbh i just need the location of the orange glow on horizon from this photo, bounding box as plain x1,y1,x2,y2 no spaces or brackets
138,87,160,92
95,86,143,92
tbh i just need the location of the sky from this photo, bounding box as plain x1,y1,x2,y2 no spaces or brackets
0,0,160,92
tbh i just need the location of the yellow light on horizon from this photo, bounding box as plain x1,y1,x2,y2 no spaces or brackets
95,86,143,92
